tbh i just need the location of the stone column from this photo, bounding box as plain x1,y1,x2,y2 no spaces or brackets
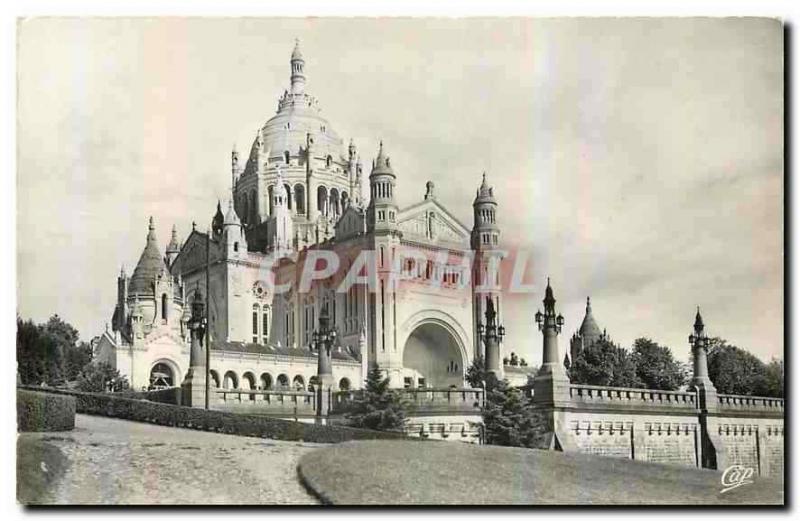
532,278,571,406
181,290,207,408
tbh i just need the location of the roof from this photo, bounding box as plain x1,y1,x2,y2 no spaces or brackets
473,172,496,205
291,39,303,61
578,297,603,342
211,340,358,361
370,141,394,176
166,225,180,253
129,217,170,295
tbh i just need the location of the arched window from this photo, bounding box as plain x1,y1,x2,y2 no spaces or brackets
262,306,270,343
294,184,306,215
339,378,351,391
284,150,290,164
161,294,168,321
326,155,332,168
284,183,293,211
252,304,259,343
293,375,305,391
268,185,274,215
260,373,273,390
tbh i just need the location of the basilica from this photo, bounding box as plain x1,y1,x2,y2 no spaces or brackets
94,41,509,392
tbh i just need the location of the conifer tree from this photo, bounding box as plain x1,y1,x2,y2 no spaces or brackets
346,365,408,431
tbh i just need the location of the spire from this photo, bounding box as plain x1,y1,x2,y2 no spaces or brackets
543,277,555,313
212,200,224,236
166,224,180,253
694,306,705,334
223,199,241,226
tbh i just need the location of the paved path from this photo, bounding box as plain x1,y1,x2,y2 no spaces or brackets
18,414,323,505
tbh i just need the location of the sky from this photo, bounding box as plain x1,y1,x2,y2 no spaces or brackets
16,17,783,365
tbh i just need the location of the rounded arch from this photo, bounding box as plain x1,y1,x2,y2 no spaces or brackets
339,377,351,391
341,191,349,210
317,185,328,217
399,311,471,388
294,183,306,215
242,371,257,401
209,369,221,388
260,372,273,390
292,375,305,391
308,375,320,391
223,370,239,389
149,359,179,389
277,373,289,389
284,183,293,211
329,188,340,218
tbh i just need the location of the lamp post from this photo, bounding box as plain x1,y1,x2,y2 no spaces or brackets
477,296,505,380
532,278,569,406
180,286,207,407
314,304,337,421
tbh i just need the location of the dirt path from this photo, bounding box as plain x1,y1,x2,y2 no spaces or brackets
18,414,322,505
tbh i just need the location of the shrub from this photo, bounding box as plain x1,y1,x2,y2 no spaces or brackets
17,386,412,444
17,390,75,432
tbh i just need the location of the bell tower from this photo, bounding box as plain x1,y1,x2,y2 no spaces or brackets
471,172,502,359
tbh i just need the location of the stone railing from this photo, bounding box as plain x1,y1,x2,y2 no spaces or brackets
717,393,784,413
214,389,317,415
569,384,698,410
331,388,484,415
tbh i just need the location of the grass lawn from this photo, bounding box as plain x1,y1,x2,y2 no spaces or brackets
297,440,783,505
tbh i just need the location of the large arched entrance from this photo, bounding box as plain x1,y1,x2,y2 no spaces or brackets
402,322,466,388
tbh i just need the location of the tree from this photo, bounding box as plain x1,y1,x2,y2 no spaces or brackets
569,338,642,388
64,341,93,382
17,317,64,385
509,352,519,367
630,338,685,390
76,362,129,393
706,339,772,396
465,354,487,389
346,366,407,431
764,358,784,398
481,379,542,448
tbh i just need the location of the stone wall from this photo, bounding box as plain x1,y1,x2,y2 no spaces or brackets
536,385,784,478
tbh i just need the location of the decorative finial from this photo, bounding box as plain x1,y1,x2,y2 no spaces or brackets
148,216,154,229
192,220,197,231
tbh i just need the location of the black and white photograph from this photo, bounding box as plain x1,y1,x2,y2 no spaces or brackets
10,12,786,508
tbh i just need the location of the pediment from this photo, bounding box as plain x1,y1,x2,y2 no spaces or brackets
397,199,470,245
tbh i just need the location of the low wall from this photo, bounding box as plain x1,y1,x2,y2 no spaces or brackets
538,384,784,479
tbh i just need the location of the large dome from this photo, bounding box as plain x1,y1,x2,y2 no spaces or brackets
243,41,345,173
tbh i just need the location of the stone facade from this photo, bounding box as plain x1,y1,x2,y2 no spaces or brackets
95,41,508,395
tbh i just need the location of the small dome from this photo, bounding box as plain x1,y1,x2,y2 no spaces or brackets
291,39,304,61
474,172,496,205
578,297,603,343
371,141,394,176
129,217,170,295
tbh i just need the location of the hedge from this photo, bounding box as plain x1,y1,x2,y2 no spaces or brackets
17,386,411,444
17,390,75,432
